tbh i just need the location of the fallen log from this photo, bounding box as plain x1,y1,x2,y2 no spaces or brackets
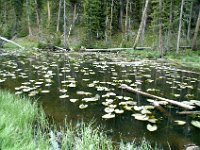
54,46,67,51
119,84,195,110
84,47,151,52
179,46,191,49
176,111,200,115
0,36,24,49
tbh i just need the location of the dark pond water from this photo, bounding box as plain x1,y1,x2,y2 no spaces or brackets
0,52,200,149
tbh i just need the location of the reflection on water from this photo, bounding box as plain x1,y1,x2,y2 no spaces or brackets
0,52,200,149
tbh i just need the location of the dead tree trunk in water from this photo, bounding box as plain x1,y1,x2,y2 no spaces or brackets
176,0,184,54
133,0,149,49
192,8,200,50
119,84,195,110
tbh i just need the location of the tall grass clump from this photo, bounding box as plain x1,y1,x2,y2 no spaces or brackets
61,123,114,150
0,90,49,150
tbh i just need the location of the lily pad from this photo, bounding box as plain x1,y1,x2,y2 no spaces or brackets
41,90,50,93
79,104,88,109
82,97,98,102
77,91,92,96
59,94,69,99
191,120,200,129
102,113,115,119
132,114,149,121
174,120,186,126
114,109,124,114
70,99,79,103
147,124,158,132
104,107,115,113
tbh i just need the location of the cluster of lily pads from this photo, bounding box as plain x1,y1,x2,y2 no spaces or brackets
0,54,200,132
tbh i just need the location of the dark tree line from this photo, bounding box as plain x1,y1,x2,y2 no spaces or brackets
0,0,199,52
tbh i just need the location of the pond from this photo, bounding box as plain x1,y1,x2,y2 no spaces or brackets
0,52,200,149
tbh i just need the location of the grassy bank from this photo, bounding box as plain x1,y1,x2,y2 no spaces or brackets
0,90,159,150
0,91,49,150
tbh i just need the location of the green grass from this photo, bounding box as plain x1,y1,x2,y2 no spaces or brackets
0,90,49,150
165,49,200,69
3,37,38,49
0,90,160,149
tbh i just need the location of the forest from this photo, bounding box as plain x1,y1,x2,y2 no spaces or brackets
0,0,200,53
0,0,200,150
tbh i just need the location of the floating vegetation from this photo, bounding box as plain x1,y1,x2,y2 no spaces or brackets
82,97,98,102
79,104,88,109
77,91,92,96
41,90,50,94
174,120,186,126
1,53,200,147
114,109,124,114
59,94,69,99
70,99,79,103
102,113,115,119
132,114,149,121
191,121,200,129
0,79,6,83
147,124,158,132
67,83,76,88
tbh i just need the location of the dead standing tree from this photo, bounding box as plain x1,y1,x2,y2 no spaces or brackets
133,0,150,49
176,0,184,54
192,7,200,50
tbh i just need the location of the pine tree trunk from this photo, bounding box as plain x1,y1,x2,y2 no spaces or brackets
176,0,184,54
56,0,62,32
26,0,32,36
109,0,114,37
73,3,77,24
133,0,149,48
140,0,147,45
167,0,173,51
47,0,51,26
119,0,123,31
159,0,164,57
125,0,129,38
63,0,67,48
34,0,43,40
192,9,200,50
105,15,109,43
187,2,193,43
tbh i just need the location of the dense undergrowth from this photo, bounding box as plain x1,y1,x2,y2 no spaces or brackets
2,31,200,70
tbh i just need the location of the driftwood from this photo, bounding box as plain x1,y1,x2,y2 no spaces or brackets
0,36,24,49
83,47,151,52
179,46,191,49
54,46,67,51
119,84,195,110
177,111,200,115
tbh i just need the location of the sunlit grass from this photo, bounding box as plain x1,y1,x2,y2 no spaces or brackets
0,90,49,150
3,37,38,49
